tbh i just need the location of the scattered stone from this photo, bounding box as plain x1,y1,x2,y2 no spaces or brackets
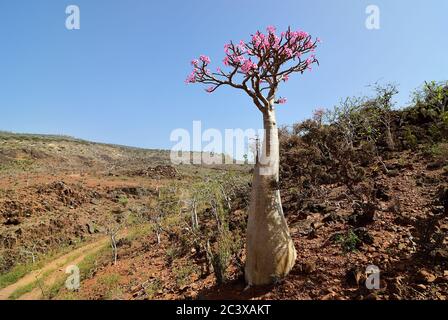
346,267,365,286
4,217,21,226
364,293,379,300
116,238,132,248
301,262,316,274
374,183,390,201
125,165,178,179
311,221,324,230
416,284,427,291
348,202,376,227
306,203,331,214
86,222,96,234
430,248,448,262
432,206,445,215
427,160,446,170
353,227,374,245
387,170,400,177
90,198,100,205
417,270,437,284
437,187,448,215
322,212,344,224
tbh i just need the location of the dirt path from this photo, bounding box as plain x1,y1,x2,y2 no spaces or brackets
0,236,111,300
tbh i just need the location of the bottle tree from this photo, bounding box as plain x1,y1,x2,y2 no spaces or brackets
186,26,319,285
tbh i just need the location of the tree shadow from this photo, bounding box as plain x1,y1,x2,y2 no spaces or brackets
196,276,274,300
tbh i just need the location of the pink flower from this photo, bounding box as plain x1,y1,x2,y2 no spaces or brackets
277,97,287,104
185,72,196,84
266,25,277,34
224,43,231,54
241,59,257,73
252,31,268,49
238,40,247,52
284,47,293,58
272,35,281,49
185,26,320,96
233,54,246,64
304,40,314,50
199,55,211,64
313,108,325,121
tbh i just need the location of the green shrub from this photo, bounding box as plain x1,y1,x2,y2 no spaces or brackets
403,127,418,149
165,246,181,265
145,279,162,299
174,263,198,288
429,143,448,161
118,195,129,207
442,112,448,125
334,230,361,253
96,273,122,300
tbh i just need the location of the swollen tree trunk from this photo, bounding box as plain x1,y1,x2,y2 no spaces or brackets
245,107,297,286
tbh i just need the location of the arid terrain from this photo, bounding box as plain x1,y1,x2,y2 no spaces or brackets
1,83,447,301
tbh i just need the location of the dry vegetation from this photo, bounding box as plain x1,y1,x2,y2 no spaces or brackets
0,81,447,300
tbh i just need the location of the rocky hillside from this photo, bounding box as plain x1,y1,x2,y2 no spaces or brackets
0,132,172,174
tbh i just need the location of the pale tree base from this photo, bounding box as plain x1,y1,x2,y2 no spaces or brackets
244,172,297,286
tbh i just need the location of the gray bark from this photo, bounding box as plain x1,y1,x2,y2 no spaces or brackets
245,108,297,285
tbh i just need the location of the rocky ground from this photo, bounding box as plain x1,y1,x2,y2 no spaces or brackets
56,151,447,301
0,133,447,300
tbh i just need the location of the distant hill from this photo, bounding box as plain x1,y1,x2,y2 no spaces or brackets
0,131,245,174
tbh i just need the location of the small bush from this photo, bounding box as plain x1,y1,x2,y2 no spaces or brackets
334,230,361,253
442,112,448,125
165,246,181,266
145,279,162,299
174,263,198,288
96,273,122,300
118,195,129,207
403,127,418,149
428,143,448,161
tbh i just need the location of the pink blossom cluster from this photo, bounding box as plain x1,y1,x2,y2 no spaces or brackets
186,26,320,101
199,55,211,64
222,52,258,74
248,26,314,59
277,97,287,104
313,107,325,122
241,59,258,74
185,55,212,83
185,71,196,84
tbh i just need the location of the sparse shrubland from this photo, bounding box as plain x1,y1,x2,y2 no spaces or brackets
151,173,250,285
280,81,448,210
1,81,447,300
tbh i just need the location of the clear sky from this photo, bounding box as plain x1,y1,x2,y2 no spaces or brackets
1,0,447,150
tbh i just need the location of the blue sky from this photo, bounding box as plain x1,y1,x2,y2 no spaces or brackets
0,0,447,150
